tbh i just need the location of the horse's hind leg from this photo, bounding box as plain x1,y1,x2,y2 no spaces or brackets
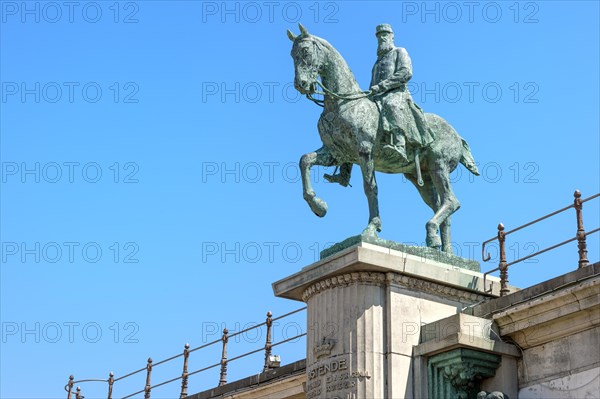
405,174,444,248
440,217,452,254
428,164,460,251
300,146,337,217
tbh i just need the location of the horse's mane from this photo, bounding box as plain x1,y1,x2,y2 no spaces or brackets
308,35,336,55
295,34,342,63
295,34,361,92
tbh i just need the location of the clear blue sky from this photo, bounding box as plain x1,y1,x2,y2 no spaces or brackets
1,1,599,398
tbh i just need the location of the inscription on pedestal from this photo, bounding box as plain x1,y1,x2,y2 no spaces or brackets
308,358,348,380
305,379,322,399
306,356,370,399
325,370,355,394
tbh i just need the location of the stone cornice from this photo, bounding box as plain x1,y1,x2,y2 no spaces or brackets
300,271,488,303
491,276,600,348
273,245,505,302
302,272,386,302
386,273,487,303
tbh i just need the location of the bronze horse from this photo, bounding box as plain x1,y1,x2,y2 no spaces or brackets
288,24,479,253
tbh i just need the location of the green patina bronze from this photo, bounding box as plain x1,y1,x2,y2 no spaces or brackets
288,23,479,254
427,348,501,399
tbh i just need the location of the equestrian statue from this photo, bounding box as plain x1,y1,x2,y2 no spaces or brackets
288,23,479,254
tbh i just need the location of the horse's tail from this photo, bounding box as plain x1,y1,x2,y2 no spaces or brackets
459,138,480,176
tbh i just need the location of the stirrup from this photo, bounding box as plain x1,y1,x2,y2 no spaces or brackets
383,144,408,163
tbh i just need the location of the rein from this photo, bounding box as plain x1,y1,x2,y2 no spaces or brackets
306,93,325,107
316,81,372,100
305,81,372,108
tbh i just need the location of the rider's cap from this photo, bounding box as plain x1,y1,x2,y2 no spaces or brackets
375,24,394,36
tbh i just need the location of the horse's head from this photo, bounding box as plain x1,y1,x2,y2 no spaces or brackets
288,23,322,95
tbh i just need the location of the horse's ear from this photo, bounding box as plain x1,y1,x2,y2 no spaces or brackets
298,23,308,36
287,29,296,42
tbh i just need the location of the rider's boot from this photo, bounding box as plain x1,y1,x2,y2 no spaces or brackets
383,143,408,164
383,143,408,162
324,173,350,187
383,132,409,163
324,163,352,187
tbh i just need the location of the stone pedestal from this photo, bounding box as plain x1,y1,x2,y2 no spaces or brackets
303,272,387,398
273,239,517,398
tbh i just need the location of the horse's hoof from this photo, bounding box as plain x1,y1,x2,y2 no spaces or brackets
361,226,378,238
309,197,328,217
442,245,454,255
372,217,382,232
361,219,381,238
426,235,442,249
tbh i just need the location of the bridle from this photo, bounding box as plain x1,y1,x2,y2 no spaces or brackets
296,37,372,107
306,81,372,107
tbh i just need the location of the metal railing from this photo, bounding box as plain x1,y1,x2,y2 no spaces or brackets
65,307,307,399
481,190,599,296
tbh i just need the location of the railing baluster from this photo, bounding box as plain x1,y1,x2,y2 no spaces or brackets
144,358,153,399
498,223,509,297
67,375,74,399
180,343,190,399
483,191,599,293
107,371,114,399
63,307,307,398
263,311,273,372
219,328,228,386
574,190,590,268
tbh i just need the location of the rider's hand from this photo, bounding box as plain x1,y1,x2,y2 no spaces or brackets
369,85,381,95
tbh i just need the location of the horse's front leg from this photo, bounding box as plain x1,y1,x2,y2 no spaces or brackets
358,149,381,236
300,147,336,217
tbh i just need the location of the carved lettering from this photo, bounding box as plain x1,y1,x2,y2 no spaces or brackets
351,370,371,379
326,379,356,392
327,371,349,383
306,379,321,391
330,360,339,372
308,358,349,379
306,387,322,399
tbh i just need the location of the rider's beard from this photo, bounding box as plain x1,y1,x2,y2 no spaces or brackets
377,41,394,57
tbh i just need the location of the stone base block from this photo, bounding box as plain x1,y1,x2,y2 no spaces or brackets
273,241,517,398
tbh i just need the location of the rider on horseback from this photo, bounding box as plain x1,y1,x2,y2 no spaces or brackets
324,24,434,186
290,23,479,247
369,23,434,164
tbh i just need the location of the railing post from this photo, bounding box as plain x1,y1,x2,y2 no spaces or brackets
107,371,114,399
180,343,190,399
67,375,74,399
75,387,82,399
219,328,228,386
574,190,590,268
263,311,273,372
144,357,153,399
498,223,509,296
